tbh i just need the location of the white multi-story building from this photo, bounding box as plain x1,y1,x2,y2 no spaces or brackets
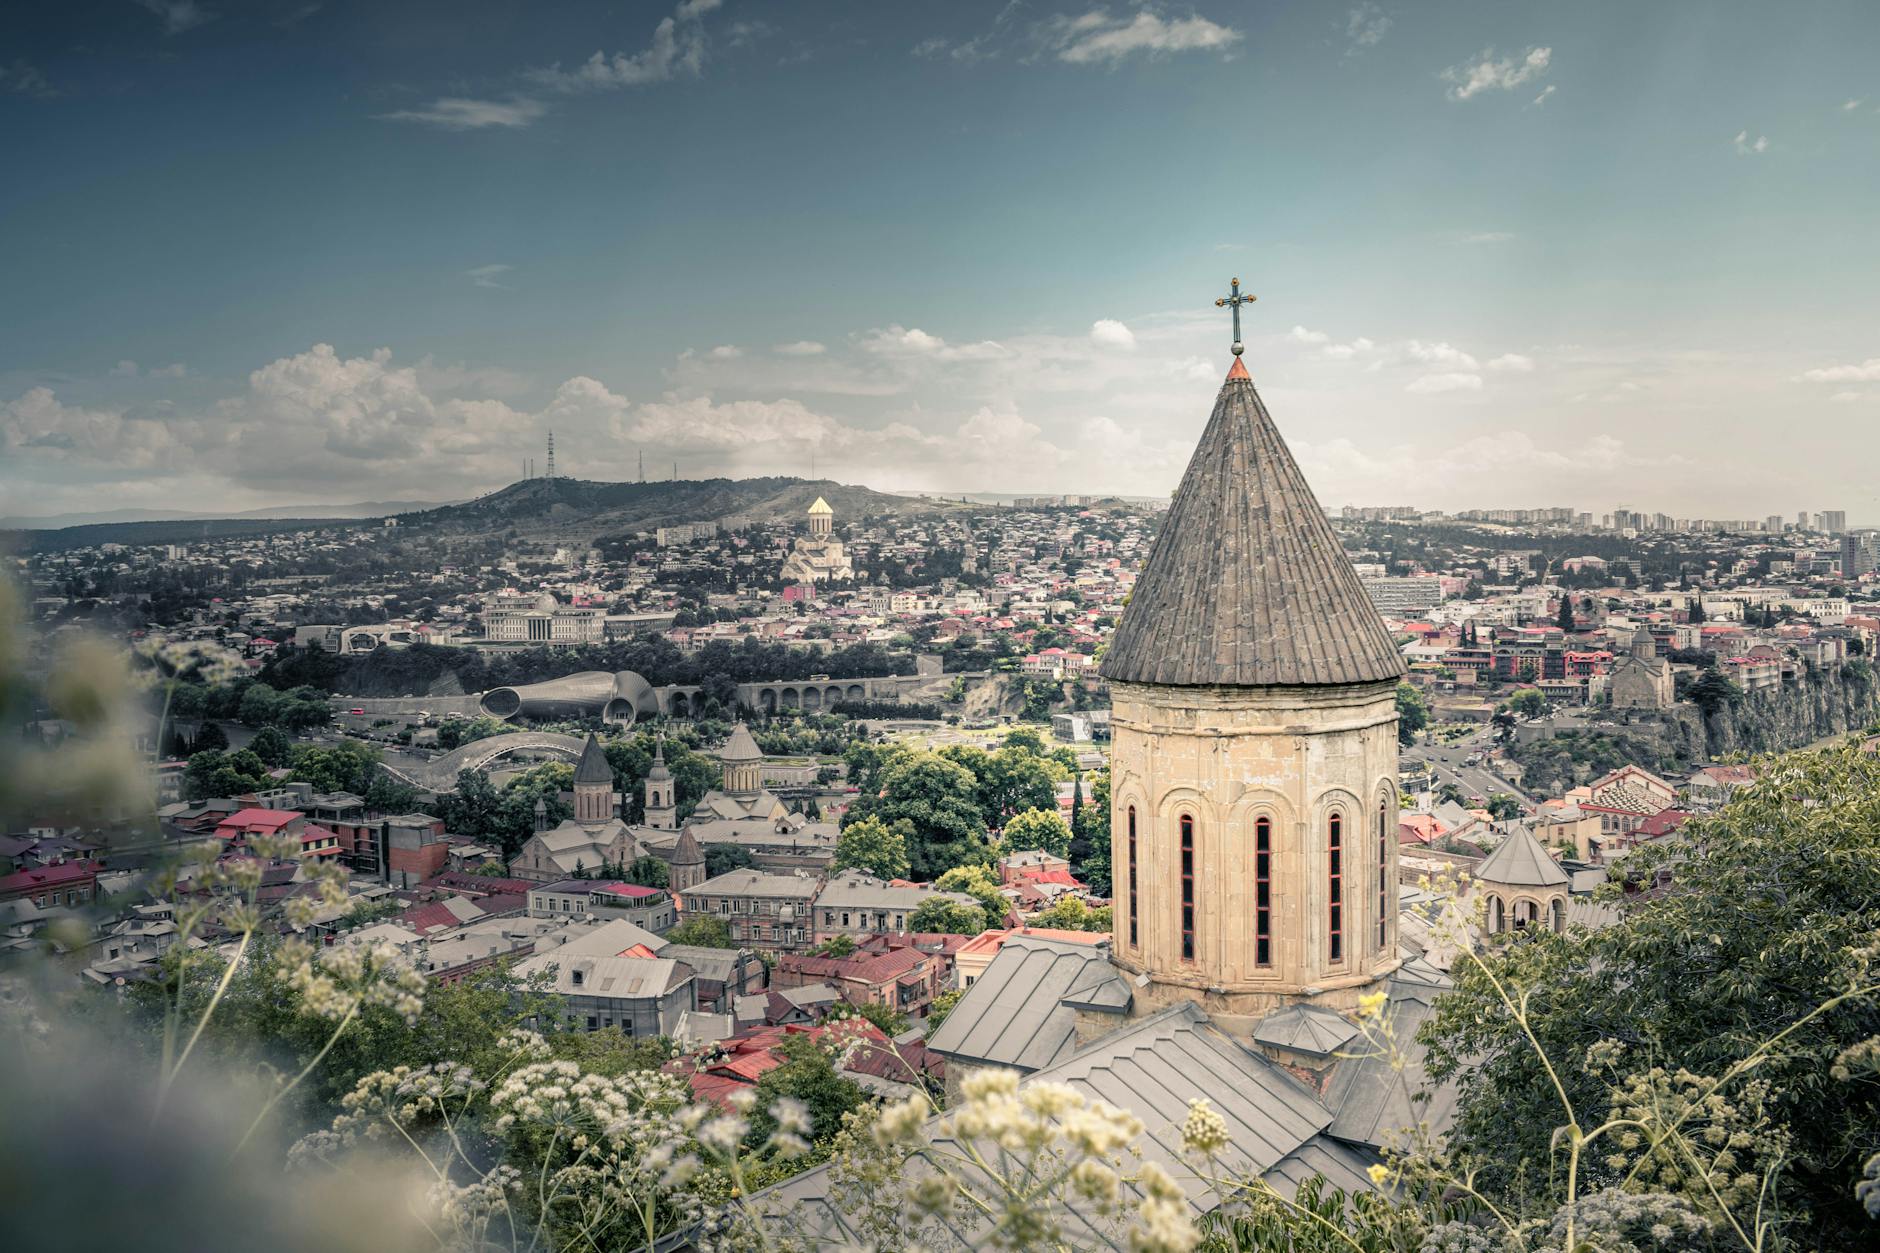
482,591,605,646
1360,576,1445,615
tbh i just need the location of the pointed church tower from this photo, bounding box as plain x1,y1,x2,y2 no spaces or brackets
1100,346,1407,1027
644,735,678,830
669,827,706,893
572,732,615,826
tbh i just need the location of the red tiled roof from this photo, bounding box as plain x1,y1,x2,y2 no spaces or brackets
0,859,100,893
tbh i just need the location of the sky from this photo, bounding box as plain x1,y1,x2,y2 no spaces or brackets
3,0,1879,522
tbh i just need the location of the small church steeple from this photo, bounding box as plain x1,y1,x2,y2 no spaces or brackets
572,732,616,826
644,734,677,830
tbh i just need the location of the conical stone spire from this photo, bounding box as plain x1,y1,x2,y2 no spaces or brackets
1100,363,1405,688
573,732,613,786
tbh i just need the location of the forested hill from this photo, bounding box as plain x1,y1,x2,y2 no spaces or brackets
397,476,960,542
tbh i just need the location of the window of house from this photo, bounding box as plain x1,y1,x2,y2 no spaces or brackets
1179,813,1195,961
1254,816,1272,967
1328,812,1344,962
1127,806,1138,947
1377,796,1389,949
586,1016,598,1030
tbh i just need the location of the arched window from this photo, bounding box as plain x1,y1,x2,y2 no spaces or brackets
1377,795,1389,950
1127,806,1138,948
1179,813,1195,961
1489,895,1505,933
1254,816,1272,967
1549,897,1565,933
1328,812,1344,962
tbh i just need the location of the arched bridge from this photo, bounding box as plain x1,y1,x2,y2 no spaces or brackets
380,732,589,792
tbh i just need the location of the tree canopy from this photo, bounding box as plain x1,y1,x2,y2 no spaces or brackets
832,815,912,880
1001,807,1071,858
1423,741,1880,1247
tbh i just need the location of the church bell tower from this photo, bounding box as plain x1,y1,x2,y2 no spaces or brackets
644,736,678,830
1099,280,1407,1028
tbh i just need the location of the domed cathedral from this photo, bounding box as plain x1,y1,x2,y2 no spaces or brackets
1100,350,1408,1029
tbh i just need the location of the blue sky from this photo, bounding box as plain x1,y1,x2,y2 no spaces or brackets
3,1,1878,520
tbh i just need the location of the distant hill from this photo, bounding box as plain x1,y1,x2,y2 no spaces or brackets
0,499,454,530
398,476,964,542
3,476,965,554
6,516,348,554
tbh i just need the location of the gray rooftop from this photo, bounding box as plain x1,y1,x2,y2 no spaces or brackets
1323,973,1460,1152
925,936,1129,1072
1251,1003,1361,1058
1476,824,1570,889
754,1002,1376,1248
1100,363,1406,689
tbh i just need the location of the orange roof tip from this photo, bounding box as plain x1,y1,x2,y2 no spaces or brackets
1226,355,1251,381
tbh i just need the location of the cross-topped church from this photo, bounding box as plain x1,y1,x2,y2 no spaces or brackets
762,283,1455,1235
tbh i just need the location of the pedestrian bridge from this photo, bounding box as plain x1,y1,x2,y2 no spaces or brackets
380,731,589,792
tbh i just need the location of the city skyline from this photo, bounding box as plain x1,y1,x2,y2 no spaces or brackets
4,1,1880,519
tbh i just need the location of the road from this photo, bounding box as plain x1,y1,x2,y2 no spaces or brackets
1407,725,1537,808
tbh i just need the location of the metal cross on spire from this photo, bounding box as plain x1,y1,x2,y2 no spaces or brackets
1214,277,1257,357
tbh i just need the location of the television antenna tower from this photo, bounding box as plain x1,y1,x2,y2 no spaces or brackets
546,431,556,479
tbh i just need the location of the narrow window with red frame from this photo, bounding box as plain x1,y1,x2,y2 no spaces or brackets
1254,816,1272,967
1377,796,1389,949
1328,812,1344,962
1179,814,1195,961
1127,806,1138,947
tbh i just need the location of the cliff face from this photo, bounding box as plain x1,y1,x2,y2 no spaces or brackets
1659,663,1880,759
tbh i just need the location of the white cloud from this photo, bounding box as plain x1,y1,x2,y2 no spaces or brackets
1843,99,1863,112
1831,391,1863,403
466,264,513,289
1734,130,1769,155
1532,84,1556,107
1799,358,1880,382
1443,46,1552,101
1044,9,1242,65
773,341,826,356
111,360,140,378
859,324,1008,362
134,1,213,35
0,58,54,96
380,97,546,130
532,0,721,91
1288,326,1330,345
1405,372,1483,394
107,360,186,379
1346,4,1390,50
1488,353,1535,372
150,362,187,379
1090,318,1137,348
1405,340,1480,371
2,387,178,467
708,345,743,359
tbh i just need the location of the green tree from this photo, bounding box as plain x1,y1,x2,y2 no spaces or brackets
1484,792,1523,820
183,748,272,801
933,863,1008,926
833,815,912,880
745,1033,866,1147
1395,682,1430,747
288,740,381,795
665,915,734,948
1505,688,1548,719
435,768,503,841
1027,895,1112,933
812,934,858,958
363,772,419,814
1078,771,1112,895
908,897,989,935
1687,669,1744,717
623,855,670,889
925,987,963,1031
852,751,991,880
1556,596,1576,632
1424,742,1880,1247
703,843,753,879
827,1000,908,1035
247,725,294,768
1000,807,1071,858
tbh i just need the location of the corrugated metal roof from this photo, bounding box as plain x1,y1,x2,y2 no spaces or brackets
1099,367,1406,689
750,1002,1378,1248
1251,1003,1360,1057
1323,977,1459,1152
925,936,1128,1072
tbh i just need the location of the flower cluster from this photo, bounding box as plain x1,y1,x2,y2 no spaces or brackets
1596,1064,1784,1214
275,937,427,1026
